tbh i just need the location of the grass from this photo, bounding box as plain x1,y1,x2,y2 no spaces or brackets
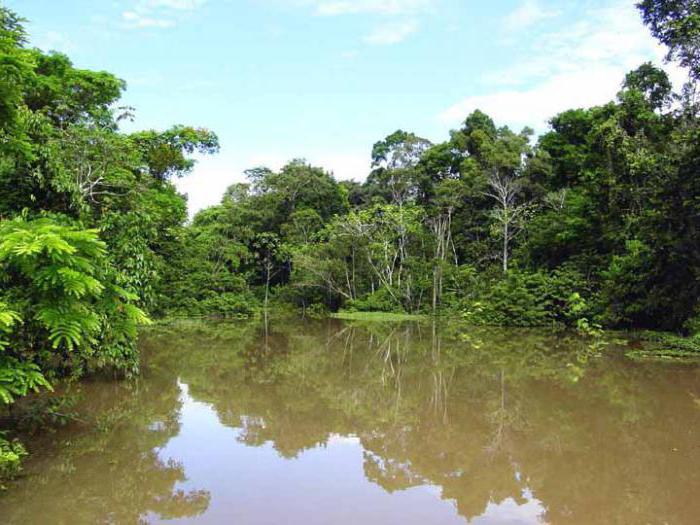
625,331,700,362
330,311,428,322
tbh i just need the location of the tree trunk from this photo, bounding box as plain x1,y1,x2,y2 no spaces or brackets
264,259,271,310
503,221,509,273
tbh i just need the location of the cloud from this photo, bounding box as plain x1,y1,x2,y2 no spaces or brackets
363,19,418,45
440,67,627,132
440,1,685,133
307,151,370,181
311,0,433,16
122,11,175,29
176,150,370,216
34,31,76,53
122,0,206,29
503,0,558,32
277,0,429,45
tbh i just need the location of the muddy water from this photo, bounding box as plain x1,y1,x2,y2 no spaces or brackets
1,319,699,524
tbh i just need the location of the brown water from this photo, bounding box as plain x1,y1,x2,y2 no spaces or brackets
1,318,699,524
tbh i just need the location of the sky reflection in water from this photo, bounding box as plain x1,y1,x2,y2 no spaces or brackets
1,318,698,524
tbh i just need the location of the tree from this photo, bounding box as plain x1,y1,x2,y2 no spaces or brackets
623,62,674,110
428,179,461,311
371,130,432,171
637,0,700,80
485,170,533,273
368,130,432,205
131,125,219,181
252,232,286,312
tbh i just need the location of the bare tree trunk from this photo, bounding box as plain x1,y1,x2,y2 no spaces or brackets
503,221,509,273
486,169,528,274
430,209,452,313
264,259,271,311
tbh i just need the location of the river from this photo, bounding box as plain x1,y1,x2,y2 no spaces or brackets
1,318,698,524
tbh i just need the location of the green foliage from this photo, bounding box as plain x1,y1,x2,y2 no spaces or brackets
330,311,425,322
0,1,699,453
304,303,329,319
463,271,550,327
131,125,219,181
601,239,653,327
0,355,52,405
346,288,401,313
168,62,699,332
143,2,700,332
0,217,150,382
0,432,27,484
637,0,700,81
626,331,700,361
684,308,700,338
0,6,219,473
196,292,257,318
461,269,596,328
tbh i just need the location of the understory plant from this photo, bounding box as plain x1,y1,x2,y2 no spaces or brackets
0,216,151,477
0,432,27,485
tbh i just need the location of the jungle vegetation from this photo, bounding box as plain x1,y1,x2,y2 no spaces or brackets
1,1,700,476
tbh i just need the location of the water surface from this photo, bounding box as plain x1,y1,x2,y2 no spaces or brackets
1,319,699,524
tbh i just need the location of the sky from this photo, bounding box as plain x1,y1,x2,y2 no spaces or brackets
7,0,684,215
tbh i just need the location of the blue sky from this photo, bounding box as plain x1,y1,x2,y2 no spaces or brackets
8,0,680,214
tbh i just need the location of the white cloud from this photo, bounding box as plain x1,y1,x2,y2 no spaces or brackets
307,151,370,181
503,0,557,32
176,150,370,216
277,0,430,44
34,31,76,53
122,11,175,29
440,67,626,132
440,0,686,133
311,0,433,16
122,0,206,29
363,19,418,45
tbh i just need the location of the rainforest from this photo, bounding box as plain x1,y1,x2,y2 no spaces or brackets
0,1,699,523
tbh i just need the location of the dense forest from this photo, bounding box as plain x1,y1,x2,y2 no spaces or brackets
1,1,700,476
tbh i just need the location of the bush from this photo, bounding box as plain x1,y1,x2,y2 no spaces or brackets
601,239,653,327
197,292,257,318
304,303,329,318
0,217,150,395
0,432,27,484
683,305,700,339
461,268,596,327
346,288,401,313
471,271,551,327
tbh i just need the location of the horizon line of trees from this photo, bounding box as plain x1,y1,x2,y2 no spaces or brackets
168,16,700,332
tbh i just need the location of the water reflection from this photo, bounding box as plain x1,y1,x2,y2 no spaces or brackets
0,368,210,523
1,318,698,524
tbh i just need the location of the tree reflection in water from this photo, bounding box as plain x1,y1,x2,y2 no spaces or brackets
151,318,700,524
1,318,698,524
0,361,211,524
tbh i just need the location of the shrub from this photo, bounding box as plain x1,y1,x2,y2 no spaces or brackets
0,217,150,388
197,292,257,318
0,432,27,484
346,288,401,313
462,267,596,327
305,303,329,318
683,305,700,339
